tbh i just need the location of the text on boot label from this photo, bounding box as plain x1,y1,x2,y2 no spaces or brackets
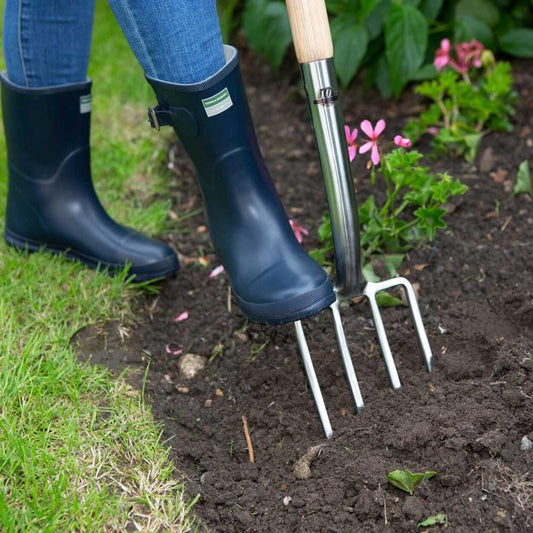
202,88,233,117
80,95,92,114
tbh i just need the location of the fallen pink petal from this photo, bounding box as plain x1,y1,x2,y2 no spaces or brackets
174,311,189,322
289,219,309,244
209,265,225,278
165,344,183,356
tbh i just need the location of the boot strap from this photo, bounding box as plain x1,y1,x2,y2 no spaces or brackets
147,105,173,130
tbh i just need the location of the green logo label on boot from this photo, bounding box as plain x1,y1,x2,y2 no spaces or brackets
202,87,233,117
80,95,92,114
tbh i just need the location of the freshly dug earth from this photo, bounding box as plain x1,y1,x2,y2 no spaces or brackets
76,53,533,532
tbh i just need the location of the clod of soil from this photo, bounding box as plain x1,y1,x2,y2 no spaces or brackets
293,444,327,480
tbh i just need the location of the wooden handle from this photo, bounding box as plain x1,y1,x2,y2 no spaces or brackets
286,0,333,63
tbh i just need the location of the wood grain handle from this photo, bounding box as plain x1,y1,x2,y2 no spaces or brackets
286,0,333,63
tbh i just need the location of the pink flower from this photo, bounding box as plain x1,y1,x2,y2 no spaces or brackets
394,135,411,148
174,311,189,322
209,265,225,279
289,219,309,244
434,38,451,71
434,38,485,74
359,119,386,166
344,125,358,162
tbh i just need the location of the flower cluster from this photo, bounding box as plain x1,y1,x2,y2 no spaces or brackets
434,38,484,75
345,120,411,166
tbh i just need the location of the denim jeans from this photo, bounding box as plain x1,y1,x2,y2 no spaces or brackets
2,0,225,87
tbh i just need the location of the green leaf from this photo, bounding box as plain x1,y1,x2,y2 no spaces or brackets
454,16,496,50
513,160,532,195
242,0,292,71
419,0,444,19
418,513,447,528
387,469,437,495
370,54,394,99
364,0,391,39
455,0,501,27
414,207,447,240
362,262,380,283
331,15,370,87
498,28,533,57
464,133,484,162
385,3,428,95
309,248,328,266
376,291,404,307
410,63,438,81
384,254,405,276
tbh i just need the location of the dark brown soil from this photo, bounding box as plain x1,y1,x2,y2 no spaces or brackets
75,53,533,532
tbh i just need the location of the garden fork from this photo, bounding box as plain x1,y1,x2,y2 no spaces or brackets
286,0,434,439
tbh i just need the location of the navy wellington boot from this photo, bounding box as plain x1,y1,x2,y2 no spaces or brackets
1,74,178,281
147,46,335,324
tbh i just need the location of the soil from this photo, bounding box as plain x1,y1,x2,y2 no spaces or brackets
75,52,533,532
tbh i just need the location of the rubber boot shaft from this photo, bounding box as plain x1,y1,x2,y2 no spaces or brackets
1,73,178,281
147,47,335,323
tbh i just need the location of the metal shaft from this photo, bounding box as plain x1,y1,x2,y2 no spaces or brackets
300,59,364,299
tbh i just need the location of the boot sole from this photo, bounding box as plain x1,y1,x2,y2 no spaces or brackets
4,229,179,282
234,277,336,325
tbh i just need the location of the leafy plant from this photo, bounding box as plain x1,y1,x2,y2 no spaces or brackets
238,0,533,97
404,41,517,161
387,469,437,495
310,120,467,280
513,160,532,196
418,513,447,528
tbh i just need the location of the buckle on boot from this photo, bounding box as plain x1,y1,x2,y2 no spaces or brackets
148,107,161,130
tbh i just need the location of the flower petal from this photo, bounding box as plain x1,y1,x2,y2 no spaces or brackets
209,265,225,279
348,145,357,162
374,119,386,137
345,125,357,143
371,144,380,166
174,311,189,322
359,141,373,154
360,119,374,138
165,344,183,356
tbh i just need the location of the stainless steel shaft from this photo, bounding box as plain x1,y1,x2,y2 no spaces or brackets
300,59,364,299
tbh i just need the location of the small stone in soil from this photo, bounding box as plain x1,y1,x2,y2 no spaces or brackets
520,435,533,451
291,496,305,508
177,353,207,379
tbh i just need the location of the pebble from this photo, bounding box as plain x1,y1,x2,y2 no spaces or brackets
520,435,533,451
177,353,207,379
291,496,305,508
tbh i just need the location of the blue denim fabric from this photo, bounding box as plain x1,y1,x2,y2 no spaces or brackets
3,0,95,87
2,0,225,87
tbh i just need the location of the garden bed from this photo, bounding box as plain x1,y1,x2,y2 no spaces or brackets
75,53,532,532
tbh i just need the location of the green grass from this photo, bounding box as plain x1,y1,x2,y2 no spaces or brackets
0,1,194,530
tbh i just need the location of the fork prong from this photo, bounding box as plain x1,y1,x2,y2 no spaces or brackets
330,299,364,412
363,282,402,389
294,320,333,439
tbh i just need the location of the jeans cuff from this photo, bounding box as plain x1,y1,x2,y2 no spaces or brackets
145,45,239,93
0,72,91,94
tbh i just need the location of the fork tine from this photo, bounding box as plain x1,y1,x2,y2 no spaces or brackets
364,277,434,390
396,277,434,372
364,282,402,390
294,320,333,439
330,299,364,412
